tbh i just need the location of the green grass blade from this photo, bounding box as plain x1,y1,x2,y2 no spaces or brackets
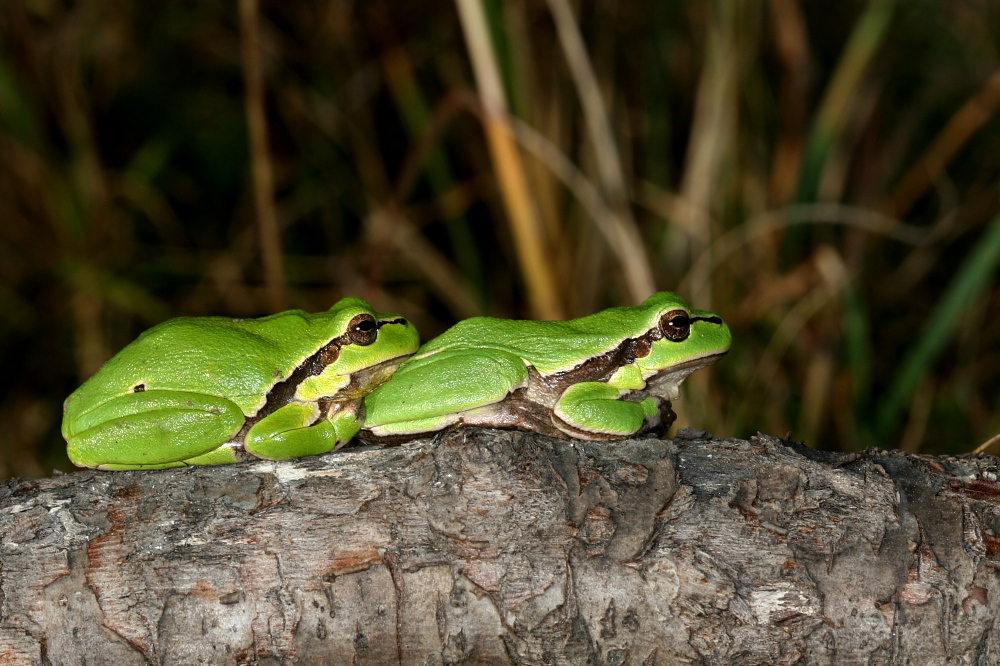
843,285,873,434
0,53,40,147
877,212,1000,436
796,0,895,202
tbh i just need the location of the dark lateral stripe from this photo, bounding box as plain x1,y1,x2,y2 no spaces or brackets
247,317,407,426
249,346,335,426
543,314,723,387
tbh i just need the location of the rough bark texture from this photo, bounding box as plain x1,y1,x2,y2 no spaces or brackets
1,428,999,665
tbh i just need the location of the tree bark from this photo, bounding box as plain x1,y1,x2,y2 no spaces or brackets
1,428,998,665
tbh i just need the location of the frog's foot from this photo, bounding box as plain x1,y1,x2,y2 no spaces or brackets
552,382,666,440
244,401,361,460
620,396,675,437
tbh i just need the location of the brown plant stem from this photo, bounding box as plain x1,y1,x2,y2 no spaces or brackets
882,68,1000,219
454,0,564,320
239,0,287,312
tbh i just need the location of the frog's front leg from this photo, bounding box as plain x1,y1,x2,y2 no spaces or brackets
552,365,658,439
65,390,247,469
244,402,360,460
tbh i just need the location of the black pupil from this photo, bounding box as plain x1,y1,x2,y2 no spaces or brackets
669,315,690,328
355,319,375,332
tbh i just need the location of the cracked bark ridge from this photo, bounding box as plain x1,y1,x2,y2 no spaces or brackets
1,430,999,664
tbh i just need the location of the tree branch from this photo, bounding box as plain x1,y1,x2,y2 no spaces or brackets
1,429,998,664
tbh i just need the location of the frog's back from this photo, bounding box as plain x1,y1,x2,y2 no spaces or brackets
418,305,660,375
66,310,331,417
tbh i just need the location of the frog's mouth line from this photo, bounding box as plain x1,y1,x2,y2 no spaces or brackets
377,317,409,329
353,352,412,375
648,348,729,378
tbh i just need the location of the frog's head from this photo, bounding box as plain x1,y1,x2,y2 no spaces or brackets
295,297,420,401
633,291,731,400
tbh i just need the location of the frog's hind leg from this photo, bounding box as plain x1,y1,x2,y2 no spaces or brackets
95,444,242,470
180,444,243,466
362,348,530,437
67,390,246,469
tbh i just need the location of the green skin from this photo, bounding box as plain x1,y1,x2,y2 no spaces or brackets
362,291,731,441
63,297,419,470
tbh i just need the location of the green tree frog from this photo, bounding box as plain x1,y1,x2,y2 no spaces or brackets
362,291,730,442
63,298,419,469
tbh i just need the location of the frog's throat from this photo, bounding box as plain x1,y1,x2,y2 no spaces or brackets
334,354,411,399
641,350,729,400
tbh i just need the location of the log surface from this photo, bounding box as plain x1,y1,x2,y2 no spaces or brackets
1,429,998,665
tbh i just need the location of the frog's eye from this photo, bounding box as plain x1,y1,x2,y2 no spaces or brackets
348,313,378,346
660,310,691,342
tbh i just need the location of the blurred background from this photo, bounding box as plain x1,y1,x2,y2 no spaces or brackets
1,0,999,480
